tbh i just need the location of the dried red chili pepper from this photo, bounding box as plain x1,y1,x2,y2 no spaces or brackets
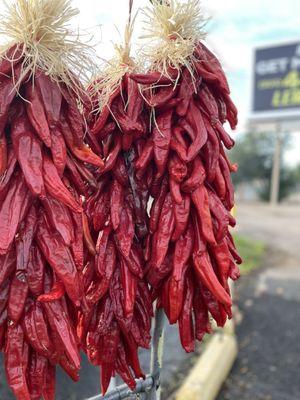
0,135,7,175
169,223,194,323
96,225,112,276
193,287,212,341
192,212,231,307
36,212,82,306
135,140,154,179
35,71,62,127
65,155,87,195
50,128,67,176
27,245,45,297
149,175,168,234
25,83,52,148
0,248,16,287
0,69,23,133
151,193,175,269
7,272,29,324
0,151,17,202
115,206,135,258
178,273,195,352
176,68,196,117
83,212,96,255
28,352,48,400
38,280,65,302
208,188,230,242
152,109,173,177
0,174,28,255
192,185,216,245
91,85,121,135
171,194,191,241
0,280,9,319
130,67,179,85
185,100,208,161
5,323,31,400
87,240,116,306
181,156,205,193
170,177,183,204
43,154,82,213
43,299,81,369
144,84,177,108
110,179,124,230
120,256,138,319
61,87,85,146
11,106,46,198
32,302,53,355
42,196,74,246
102,135,122,174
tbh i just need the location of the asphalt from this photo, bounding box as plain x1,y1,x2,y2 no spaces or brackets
217,202,300,400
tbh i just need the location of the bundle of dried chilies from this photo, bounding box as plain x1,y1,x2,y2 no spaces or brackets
129,0,242,352
0,0,242,398
79,10,153,394
0,0,102,398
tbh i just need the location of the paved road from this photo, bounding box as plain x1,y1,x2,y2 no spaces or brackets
217,201,300,400
236,202,300,257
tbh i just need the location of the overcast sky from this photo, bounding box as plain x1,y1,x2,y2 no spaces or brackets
72,0,300,164
1,0,299,164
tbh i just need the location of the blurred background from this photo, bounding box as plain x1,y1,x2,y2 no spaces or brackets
0,1,299,399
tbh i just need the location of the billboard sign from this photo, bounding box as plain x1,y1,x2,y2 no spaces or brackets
251,41,300,120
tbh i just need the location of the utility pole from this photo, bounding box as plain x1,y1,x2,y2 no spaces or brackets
270,127,283,206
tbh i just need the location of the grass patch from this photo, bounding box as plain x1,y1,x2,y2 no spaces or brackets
233,234,266,275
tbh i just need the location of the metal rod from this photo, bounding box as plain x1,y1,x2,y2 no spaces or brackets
145,308,166,400
86,309,166,400
107,377,117,393
86,376,154,400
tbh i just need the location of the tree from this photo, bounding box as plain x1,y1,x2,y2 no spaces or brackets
230,131,299,202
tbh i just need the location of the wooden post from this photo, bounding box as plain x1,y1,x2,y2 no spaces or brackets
270,128,283,205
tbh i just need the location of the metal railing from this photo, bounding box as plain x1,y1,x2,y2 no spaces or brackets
86,309,166,400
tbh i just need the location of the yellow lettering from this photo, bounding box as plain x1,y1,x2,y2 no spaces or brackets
290,89,300,105
271,89,300,107
281,71,300,88
258,79,281,89
281,90,291,106
272,91,281,107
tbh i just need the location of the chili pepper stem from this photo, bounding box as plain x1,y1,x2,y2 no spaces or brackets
90,1,139,115
140,0,207,79
0,0,96,99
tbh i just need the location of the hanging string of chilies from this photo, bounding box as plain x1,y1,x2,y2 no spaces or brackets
0,0,103,399
79,2,153,394
130,0,242,352
0,0,242,398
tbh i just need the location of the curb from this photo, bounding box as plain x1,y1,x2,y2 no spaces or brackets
175,331,238,400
